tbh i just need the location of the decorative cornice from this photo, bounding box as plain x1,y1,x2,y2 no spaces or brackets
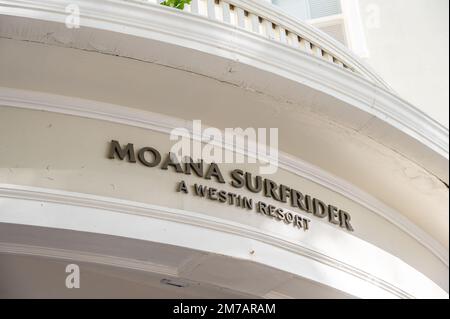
0,86,448,267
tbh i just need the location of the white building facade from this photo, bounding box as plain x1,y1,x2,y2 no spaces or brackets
0,0,448,298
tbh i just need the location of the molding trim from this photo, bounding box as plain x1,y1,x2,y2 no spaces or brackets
0,0,448,161
0,86,448,266
0,183,417,299
0,242,178,277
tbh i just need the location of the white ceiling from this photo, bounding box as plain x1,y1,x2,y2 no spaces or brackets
0,223,352,298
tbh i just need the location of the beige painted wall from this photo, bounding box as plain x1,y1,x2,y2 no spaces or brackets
0,106,447,291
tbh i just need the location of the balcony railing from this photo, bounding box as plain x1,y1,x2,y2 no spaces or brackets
135,0,390,89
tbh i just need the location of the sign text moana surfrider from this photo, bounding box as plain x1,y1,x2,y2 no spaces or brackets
108,140,354,232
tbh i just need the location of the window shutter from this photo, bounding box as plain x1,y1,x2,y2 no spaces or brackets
307,0,341,19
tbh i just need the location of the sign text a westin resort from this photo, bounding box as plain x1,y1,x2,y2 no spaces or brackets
108,140,354,232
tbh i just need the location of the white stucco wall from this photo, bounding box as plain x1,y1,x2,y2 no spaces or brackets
270,0,449,127
357,0,449,128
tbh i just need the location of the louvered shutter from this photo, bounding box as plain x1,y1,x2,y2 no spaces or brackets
307,0,342,19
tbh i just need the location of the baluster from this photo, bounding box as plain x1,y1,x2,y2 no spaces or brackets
265,20,274,39
312,45,323,58
334,59,344,67
279,27,287,43
299,38,312,53
207,0,215,19
236,7,245,28
288,34,299,48
323,52,334,63
222,1,231,23
190,0,199,13
249,13,259,33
